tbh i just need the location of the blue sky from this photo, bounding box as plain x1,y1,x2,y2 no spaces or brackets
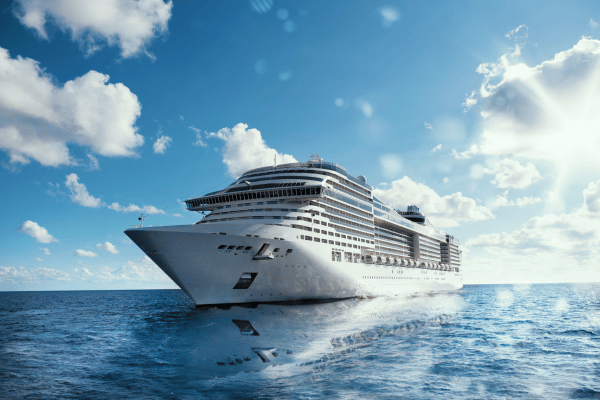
1,0,599,290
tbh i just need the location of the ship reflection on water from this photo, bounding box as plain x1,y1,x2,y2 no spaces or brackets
164,291,465,380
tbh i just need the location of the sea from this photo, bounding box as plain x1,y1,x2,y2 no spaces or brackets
1,283,599,399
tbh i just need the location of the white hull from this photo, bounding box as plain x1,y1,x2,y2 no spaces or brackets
126,222,463,307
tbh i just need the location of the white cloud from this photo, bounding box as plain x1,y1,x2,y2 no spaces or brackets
460,38,600,200
61,174,164,214
107,202,165,215
0,47,143,167
0,256,171,285
153,133,172,154
378,6,400,28
36,257,43,262
491,194,542,207
173,213,183,217
75,249,98,257
505,24,528,41
190,126,207,147
40,247,51,255
13,0,173,58
483,158,542,189
18,221,58,243
590,19,599,29
87,154,99,171
207,123,297,177
467,181,600,284
65,173,102,208
428,144,442,155
443,177,449,184
462,91,477,110
373,176,494,227
0,265,70,283
379,154,403,180
424,122,433,130
451,144,480,159
96,241,119,254
505,24,528,57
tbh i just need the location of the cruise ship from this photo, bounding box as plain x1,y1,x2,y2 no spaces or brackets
125,156,462,307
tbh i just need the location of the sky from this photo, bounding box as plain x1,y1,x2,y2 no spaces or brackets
1,0,599,291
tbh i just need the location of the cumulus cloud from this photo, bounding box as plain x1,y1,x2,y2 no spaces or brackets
491,194,542,208
40,247,51,255
483,158,542,189
207,123,297,177
461,37,600,162
36,257,43,262
75,249,98,257
373,176,494,227
59,174,164,214
13,0,173,58
153,133,172,154
107,202,165,215
65,173,102,207
18,221,58,243
459,37,600,203
590,19,599,29
0,47,143,167
173,213,183,218
443,177,449,184
424,122,433,130
468,181,600,269
96,241,119,254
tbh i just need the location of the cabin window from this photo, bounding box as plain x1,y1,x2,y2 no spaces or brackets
227,245,235,250
217,245,226,249
286,249,293,254
244,246,253,251
273,248,280,253
236,246,245,250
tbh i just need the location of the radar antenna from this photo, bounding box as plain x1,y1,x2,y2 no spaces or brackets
130,214,144,228
309,154,323,162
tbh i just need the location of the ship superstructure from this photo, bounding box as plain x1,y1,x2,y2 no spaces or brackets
126,156,462,306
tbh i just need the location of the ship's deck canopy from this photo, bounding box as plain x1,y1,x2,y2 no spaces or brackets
241,161,372,191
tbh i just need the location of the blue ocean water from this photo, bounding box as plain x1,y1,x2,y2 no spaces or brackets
1,284,599,399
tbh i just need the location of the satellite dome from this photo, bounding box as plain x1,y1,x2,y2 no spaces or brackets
357,175,367,183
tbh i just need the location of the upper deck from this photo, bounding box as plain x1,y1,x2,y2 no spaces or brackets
183,157,453,245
